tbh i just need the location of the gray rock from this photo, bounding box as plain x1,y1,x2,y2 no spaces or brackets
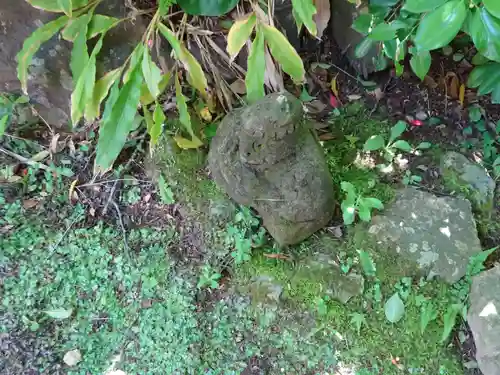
208,92,335,245
441,151,496,215
0,1,146,128
249,276,283,305
468,265,500,375
368,188,482,283
415,110,428,121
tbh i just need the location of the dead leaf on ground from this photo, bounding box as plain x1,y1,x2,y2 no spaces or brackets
313,0,331,38
63,349,82,367
423,75,438,89
23,199,39,209
367,87,385,102
50,133,61,154
445,72,460,99
319,133,335,141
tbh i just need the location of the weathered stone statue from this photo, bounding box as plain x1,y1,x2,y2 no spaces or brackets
208,92,335,245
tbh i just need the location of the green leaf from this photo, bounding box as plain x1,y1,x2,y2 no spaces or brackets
16,15,69,94
140,72,172,106
70,13,92,84
441,304,462,343
389,120,407,143
158,24,208,97
245,28,265,103
469,8,500,63
88,15,120,39
0,115,9,137
363,135,385,151
177,0,240,16
420,302,438,334
350,313,366,335
357,203,372,222
414,0,467,51
27,0,87,12
57,0,72,17
291,0,317,36
227,14,256,60
357,250,376,277
352,14,373,34
341,202,356,225
410,50,431,80
355,38,375,59
85,68,121,120
262,24,305,83
402,0,447,13
416,141,432,150
44,308,73,319
151,103,166,148
468,63,500,103
142,49,163,99
391,140,412,151
71,36,104,125
362,197,384,210
384,292,405,323
94,59,143,173
175,75,194,137
369,22,404,41
158,174,175,204
341,181,357,197
484,0,500,19
467,247,498,277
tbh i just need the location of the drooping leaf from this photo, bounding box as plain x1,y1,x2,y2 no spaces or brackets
85,68,121,120
177,0,240,16
94,59,143,173
142,49,163,99
158,24,208,97
150,103,166,148
27,0,88,12
384,292,405,323
357,249,376,277
402,0,447,13
313,0,331,38
469,8,500,63
363,135,385,151
87,15,120,39
245,28,266,103
262,24,305,83
70,13,92,84
44,308,73,319
484,0,500,19
227,14,256,60
57,0,73,17
467,63,500,104
413,0,467,51
123,44,145,83
175,75,194,137
291,0,317,36
140,72,172,105
389,120,407,143
410,50,432,80
16,15,69,94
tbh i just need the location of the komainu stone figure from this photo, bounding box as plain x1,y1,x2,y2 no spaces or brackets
208,92,335,245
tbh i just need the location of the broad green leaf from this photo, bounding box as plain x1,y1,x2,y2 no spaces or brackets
151,103,166,148
85,68,121,120
355,38,375,59
177,0,240,16
57,0,72,17
383,39,407,61
227,14,256,60
392,140,412,151
357,250,376,277
158,175,175,204
341,202,356,225
140,72,172,105
362,197,384,210
410,50,431,80
357,204,372,222
414,0,467,51
175,75,194,137
158,24,208,97
416,141,432,150
402,0,447,13
245,28,265,103
389,120,407,143
0,115,9,137
291,0,317,36
27,0,87,12
420,302,438,334
88,15,120,39
71,36,104,125
384,292,405,323
70,13,92,84
94,59,143,173
363,135,385,151
352,14,373,34
484,0,500,19
467,63,500,103
44,308,73,319
441,304,462,343
142,49,163,99
123,44,145,83
469,8,500,63
341,181,357,196
174,135,204,149
262,24,305,83
369,22,405,41
16,15,69,94
467,246,498,277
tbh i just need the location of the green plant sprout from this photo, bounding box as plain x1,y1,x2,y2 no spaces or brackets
341,181,384,225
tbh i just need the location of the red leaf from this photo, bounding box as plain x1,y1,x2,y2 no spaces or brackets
329,93,339,108
410,119,423,126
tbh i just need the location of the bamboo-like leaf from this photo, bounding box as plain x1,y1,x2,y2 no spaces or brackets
85,68,121,120
150,103,165,148
27,0,88,12
57,0,73,17
227,14,256,60
16,15,69,94
245,28,265,103
142,49,163,99
70,13,92,84
174,135,203,149
261,24,305,83
95,60,144,173
87,15,120,39
174,75,194,137
291,0,317,36
140,72,172,105
158,23,208,97
123,44,145,83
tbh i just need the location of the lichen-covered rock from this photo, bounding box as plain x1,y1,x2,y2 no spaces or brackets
208,92,335,245
368,188,482,283
441,151,496,215
468,265,500,375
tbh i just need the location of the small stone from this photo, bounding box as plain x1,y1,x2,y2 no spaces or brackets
415,111,428,121
63,349,82,367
